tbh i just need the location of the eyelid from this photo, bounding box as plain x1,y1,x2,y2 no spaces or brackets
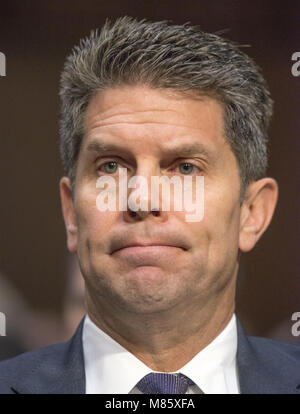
96,157,126,167
96,157,203,174
173,160,203,173
98,161,118,171
96,157,134,176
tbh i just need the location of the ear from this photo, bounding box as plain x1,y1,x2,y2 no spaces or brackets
60,177,78,253
239,178,278,252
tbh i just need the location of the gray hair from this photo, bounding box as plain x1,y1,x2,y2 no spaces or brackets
59,16,273,198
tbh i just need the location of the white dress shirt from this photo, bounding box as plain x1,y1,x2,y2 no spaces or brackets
82,313,240,394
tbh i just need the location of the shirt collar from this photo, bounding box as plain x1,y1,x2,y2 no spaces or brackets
178,313,238,393
83,313,238,394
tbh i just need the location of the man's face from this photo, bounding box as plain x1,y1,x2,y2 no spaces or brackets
62,85,243,314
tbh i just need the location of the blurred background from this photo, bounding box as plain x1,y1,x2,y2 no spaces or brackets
0,0,299,360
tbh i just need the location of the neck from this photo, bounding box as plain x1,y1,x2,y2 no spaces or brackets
86,284,236,372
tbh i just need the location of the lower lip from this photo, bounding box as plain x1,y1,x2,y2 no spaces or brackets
113,245,183,264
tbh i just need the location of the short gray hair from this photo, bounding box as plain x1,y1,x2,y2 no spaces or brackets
59,16,273,197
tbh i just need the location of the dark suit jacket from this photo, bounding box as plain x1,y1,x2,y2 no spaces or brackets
0,317,299,394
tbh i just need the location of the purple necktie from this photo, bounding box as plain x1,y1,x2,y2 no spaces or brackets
136,373,195,394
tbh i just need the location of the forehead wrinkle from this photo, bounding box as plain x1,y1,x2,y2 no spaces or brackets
83,135,216,165
84,121,227,162
86,119,206,132
83,88,228,162
85,85,186,118
83,118,226,160
99,108,173,118
85,109,190,132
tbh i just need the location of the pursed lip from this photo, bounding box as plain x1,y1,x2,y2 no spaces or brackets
111,241,188,254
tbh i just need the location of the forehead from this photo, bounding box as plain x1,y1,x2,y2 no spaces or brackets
82,85,229,157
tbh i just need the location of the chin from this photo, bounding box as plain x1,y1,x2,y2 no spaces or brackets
116,296,178,315
114,276,186,314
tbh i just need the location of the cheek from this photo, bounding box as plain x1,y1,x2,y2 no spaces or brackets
191,186,241,266
76,207,119,279
76,192,117,247
211,202,241,267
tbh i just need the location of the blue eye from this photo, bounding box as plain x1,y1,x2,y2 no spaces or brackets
100,161,119,174
178,163,197,174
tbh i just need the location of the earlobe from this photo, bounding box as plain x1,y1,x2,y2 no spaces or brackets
59,177,78,253
66,223,77,235
239,178,278,252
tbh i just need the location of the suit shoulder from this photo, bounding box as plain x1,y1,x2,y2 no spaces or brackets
0,318,85,394
0,342,67,392
248,335,300,366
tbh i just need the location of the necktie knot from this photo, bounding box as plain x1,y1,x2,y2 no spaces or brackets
136,372,195,394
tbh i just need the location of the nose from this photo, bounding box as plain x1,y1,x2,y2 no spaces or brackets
123,162,165,222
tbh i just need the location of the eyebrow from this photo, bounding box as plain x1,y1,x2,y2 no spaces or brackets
86,141,129,154
86,140,212,159
163,143,212,159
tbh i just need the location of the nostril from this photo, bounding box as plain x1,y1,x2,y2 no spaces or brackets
128,208,160,217
151,208,160,216
129,210,137,217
